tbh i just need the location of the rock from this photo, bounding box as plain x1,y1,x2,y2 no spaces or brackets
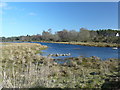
53,62,58,65
90,72,100,75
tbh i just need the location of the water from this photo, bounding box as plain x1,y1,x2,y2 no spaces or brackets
33,42,118,60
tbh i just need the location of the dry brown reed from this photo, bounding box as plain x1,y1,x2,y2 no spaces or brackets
0,43,119,88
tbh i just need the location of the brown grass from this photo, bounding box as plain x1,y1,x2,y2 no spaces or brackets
0,43,119,88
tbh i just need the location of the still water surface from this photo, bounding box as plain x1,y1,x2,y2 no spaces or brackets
34,42,118,60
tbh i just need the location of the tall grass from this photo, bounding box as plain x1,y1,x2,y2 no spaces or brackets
0,43,119,88
46,41,119,47
1,43,51,88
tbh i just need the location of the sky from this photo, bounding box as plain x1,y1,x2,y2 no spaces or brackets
1,2,118,37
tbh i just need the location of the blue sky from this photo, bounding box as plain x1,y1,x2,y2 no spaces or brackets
1,2,118,37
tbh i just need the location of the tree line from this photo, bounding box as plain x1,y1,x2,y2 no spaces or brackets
1,28,120,44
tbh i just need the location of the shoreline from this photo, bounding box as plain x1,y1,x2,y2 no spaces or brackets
31,41,119,47
1,42,119,88
1,41,119,47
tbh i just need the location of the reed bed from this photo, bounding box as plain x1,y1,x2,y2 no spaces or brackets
46,41,119,47
0,43,119,88
1,43,50,88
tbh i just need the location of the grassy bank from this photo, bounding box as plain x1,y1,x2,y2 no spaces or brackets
0,43,119,88
1,43,48,88
41,41,119,47
3,41,119,47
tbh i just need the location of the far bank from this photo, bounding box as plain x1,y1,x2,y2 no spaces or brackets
31,41,119,47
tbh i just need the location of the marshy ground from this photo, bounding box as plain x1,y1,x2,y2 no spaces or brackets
0,43,119,89
45,41,119,47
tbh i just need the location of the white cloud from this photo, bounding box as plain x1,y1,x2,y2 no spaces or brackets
0,2,6,15
28,12,37,16
0,2,8,8
0,2,13,15
0,2,13,10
